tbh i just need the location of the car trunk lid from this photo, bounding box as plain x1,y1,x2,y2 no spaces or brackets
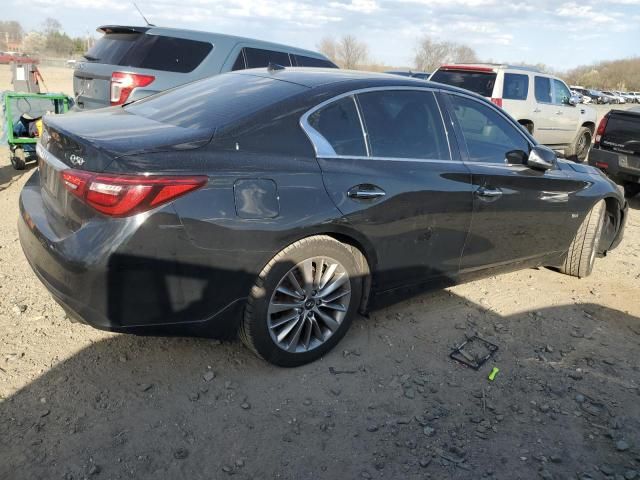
37,108,212,233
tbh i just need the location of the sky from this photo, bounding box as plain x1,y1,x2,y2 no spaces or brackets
4,0,640,70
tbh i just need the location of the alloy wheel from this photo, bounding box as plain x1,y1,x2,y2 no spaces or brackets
267,256,352,353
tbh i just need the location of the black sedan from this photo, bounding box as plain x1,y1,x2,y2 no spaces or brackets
19,68,627,366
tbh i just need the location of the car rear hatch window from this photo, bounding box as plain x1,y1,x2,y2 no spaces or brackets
125,72,309,131
601,112,640,157
430,67,497,97
84,30,212,73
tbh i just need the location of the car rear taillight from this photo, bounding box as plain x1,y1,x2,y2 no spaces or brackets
110,71,155,106
490,97,503,108
594,115,608,147
61,170,207,217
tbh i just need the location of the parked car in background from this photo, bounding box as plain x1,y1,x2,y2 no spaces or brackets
571,90,590,104
602,91,624,104
73,25,337,110
19,68,627,366
429,63,597,161
586,89,609,104
589,108,640,198
619,92,637,104
571,87,594,103
385,70,431,80
629,92,640,103
0,51,39,64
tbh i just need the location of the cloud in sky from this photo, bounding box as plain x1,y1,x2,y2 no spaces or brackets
7,0,640,69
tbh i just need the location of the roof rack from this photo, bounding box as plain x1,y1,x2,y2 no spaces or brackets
447,63,542,73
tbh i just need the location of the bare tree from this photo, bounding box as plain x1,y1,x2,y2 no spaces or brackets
41,18,62,36
414,36,478,72
318,35,368,69
318,37,338,64
337,35,368,69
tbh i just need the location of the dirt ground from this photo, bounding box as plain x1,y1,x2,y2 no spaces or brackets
1,69,640,480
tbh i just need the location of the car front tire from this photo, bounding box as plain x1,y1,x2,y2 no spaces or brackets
240,235,364,367
560,200,606,278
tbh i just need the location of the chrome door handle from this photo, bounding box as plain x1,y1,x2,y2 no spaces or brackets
555,111,563,115
347,185,386,200
533,108,541,113
475,187,503,199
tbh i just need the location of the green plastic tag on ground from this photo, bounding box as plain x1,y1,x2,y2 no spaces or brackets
488,367,500,381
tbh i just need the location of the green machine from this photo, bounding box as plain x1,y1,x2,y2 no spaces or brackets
2,91,72,170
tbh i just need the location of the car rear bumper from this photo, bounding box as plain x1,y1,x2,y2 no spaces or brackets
589,148,640,182
18,172,249,337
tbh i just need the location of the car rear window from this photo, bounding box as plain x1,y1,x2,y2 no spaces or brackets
85,33,212,73
125,72,307,130
503,73,529,100
430,69,497,97
602,113,640,155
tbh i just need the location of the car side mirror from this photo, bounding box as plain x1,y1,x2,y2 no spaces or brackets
527,146,556,171
563,95,580,107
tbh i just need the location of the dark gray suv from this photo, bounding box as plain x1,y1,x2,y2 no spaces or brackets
73,25,337,110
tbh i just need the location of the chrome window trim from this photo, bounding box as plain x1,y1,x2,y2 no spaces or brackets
300,86,453,161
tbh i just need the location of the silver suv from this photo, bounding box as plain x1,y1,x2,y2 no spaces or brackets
430,64,597,162
74,25,337,110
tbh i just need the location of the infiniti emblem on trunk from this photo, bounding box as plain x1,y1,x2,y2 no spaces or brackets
69,154,85,166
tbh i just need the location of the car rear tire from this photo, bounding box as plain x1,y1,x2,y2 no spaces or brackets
560,200,606,278
566,127,592,163
240,235,364,367
10,149,26,170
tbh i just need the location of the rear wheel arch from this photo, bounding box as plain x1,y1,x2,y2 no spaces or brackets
601,195,623,250
581,121,595,133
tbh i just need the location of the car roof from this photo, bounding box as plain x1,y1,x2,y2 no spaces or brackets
436,63,544,74
97,25,330,60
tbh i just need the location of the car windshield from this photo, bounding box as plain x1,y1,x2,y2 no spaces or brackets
429,69,497,97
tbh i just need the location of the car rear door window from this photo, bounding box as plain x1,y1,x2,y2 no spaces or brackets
503,73,529,100
231,51,245,71
552,79,571,105
449,95,530,163
244,48,292,68
357,90,449,159
307,97,366,156
534,76,552,103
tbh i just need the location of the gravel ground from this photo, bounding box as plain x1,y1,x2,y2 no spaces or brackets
0,150,639,480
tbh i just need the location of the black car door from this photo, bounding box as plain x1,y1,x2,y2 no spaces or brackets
302,88,474,290
442,92,584,272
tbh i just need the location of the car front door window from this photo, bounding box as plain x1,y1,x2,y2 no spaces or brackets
448,94,530,163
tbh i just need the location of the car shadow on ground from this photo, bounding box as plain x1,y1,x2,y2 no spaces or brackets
1,289,638,480
0,161,35,191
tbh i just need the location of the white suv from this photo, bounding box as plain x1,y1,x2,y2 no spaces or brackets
430,64,597,162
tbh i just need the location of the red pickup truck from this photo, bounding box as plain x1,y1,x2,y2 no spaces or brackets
0,51,39,64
